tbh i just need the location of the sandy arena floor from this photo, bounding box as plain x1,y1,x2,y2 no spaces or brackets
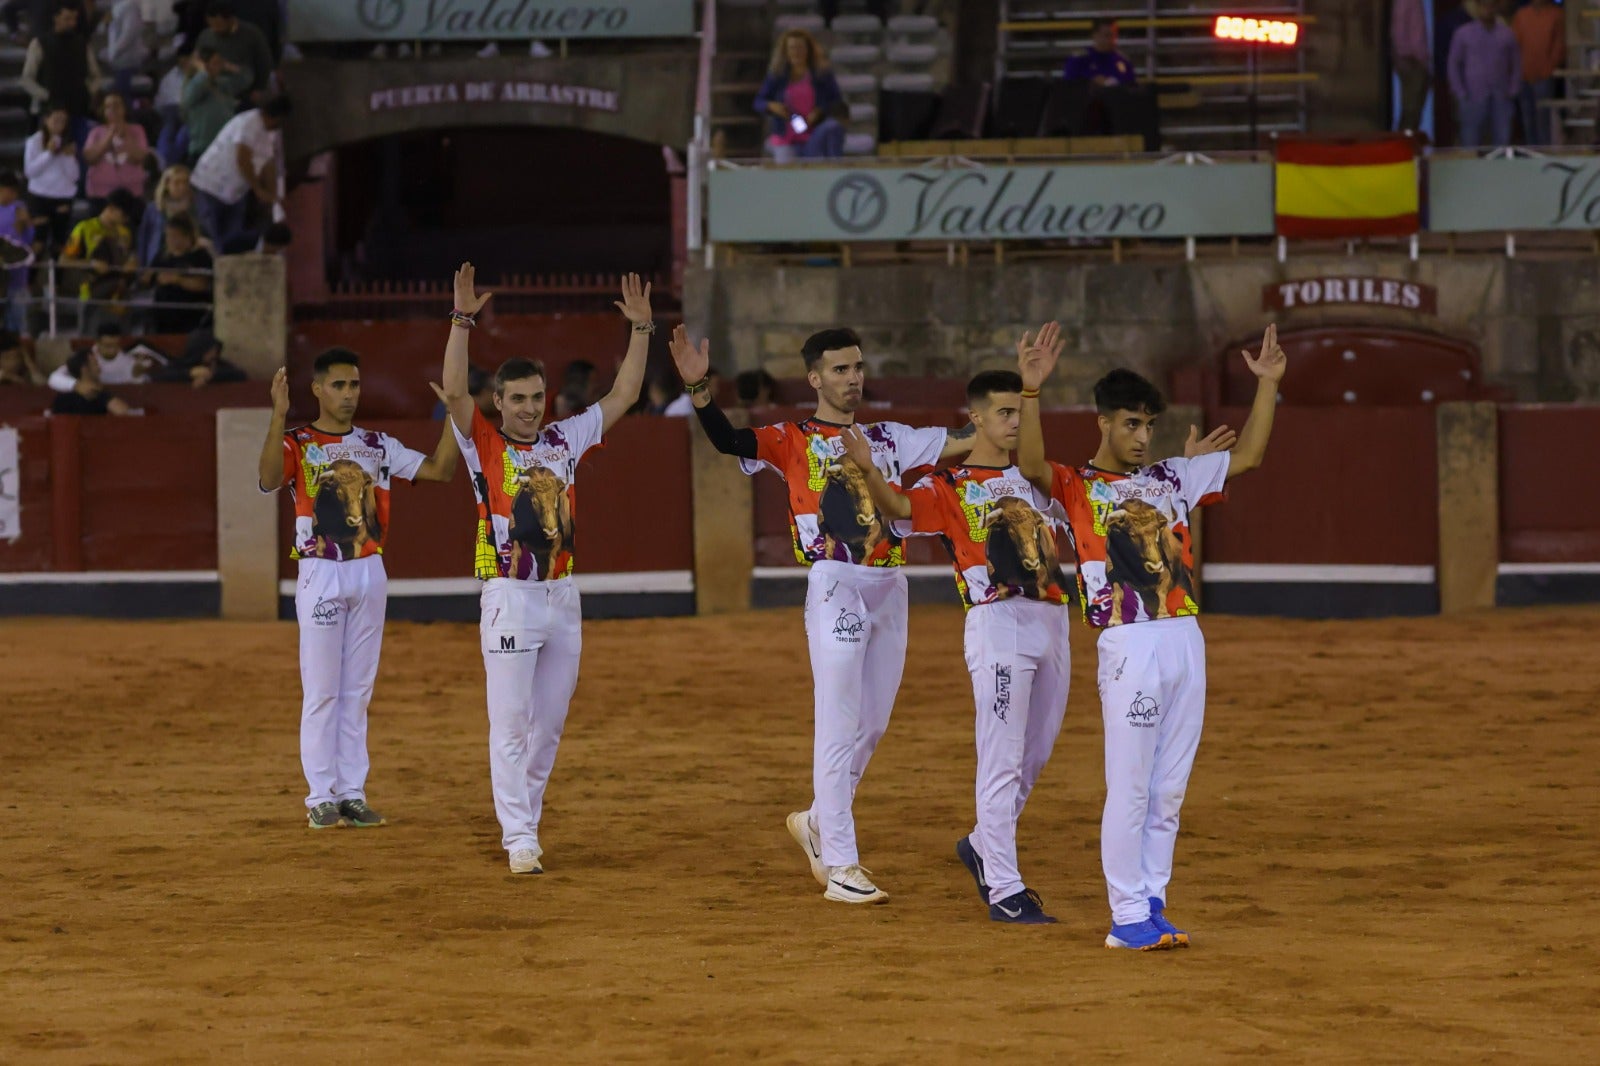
2,605,1598,1063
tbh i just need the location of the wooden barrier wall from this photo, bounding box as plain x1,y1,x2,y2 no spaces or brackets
1499,405,1600,563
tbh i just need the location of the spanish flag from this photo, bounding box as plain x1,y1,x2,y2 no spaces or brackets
1274,135,1419,238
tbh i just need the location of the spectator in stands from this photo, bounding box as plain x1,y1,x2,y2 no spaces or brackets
433,364,495,419
142,212,212,333
105,0,150,99
1391,0,1430,134
1512,0,1564,145
50,346,135,414
754,29,845,163
1448,2,1521,149
136,164,196,267
154,44,194,165
149,325,243,386
61,187,138,320
735,368,776,408
196,0,273,105
1062,18,1136,87
48,321,152,389
0,333,44,385
554,358,598,418
83,91,151,208
642,369,676,415
189,94,288,251
23,103,79,253
18,2,102,137
0,172,35,334
233,0,282,65
173,0,207,52
182,45,239,164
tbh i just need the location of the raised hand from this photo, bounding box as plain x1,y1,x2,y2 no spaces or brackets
269,366,289,415
428,382,448,403
1016,321,1065,390
1184,423,1237,458
838,424,874,468
615,272,653,325
1243,322,1287,384
453,262,492,316
667,324,710,384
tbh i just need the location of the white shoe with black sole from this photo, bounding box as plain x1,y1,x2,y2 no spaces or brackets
509,848,543,874
823,863,889,904
786,811,828,887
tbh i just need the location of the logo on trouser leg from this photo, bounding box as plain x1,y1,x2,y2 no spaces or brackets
833,608,865,643
1127,691,1160,727
311,598,342,627
488,633,529,655
993,665,1012,722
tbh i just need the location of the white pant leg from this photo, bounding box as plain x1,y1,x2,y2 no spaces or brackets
1141,620,1206,907
295,558,348,809
1097,621,1170,926
333,557,387,802
804,565,871,868
1016,604,1071,822
851,571,908,799
481,580,549,854
524,581,583,841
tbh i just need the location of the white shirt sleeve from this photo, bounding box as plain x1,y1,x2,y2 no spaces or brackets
556,404,606,459
383,433,429,484
888,422,949,474
1172,453,1230,509
46,364,75,392
449,416,480,472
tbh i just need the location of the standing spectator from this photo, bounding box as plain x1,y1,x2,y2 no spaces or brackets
104,0,149,99
1448,3,1521,149
195,0,273,105
18,2,102,138
1062,18,1137,86
181,46,238,163
1512,0,1564,145
0,172,35,334
83,91,150,208
754,29,845,163
1391,0,1430,133
48,320,154,388
143,212,212,333
136,164,196,266
232,0,281,66
23,104,80,252
189,95,288,250
49,347,136,414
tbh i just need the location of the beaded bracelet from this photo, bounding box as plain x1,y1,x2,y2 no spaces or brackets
632,321,656,334
450,310,476,328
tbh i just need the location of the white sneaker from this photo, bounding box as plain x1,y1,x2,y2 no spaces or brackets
823,863,888,904
508,847,543,874
786,811,828,887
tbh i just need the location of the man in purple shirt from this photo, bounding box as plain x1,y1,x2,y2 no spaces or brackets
1063,19,1137,86
1448,4,1522,148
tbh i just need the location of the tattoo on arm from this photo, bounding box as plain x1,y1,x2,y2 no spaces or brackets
949,423,976,440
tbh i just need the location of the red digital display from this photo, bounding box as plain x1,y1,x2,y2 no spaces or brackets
1213,15,1300,45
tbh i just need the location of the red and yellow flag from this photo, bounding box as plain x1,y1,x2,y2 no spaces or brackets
1274,135,1419,238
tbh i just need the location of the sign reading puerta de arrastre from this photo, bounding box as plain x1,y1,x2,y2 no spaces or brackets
707,163,1275,243
287,0,695,41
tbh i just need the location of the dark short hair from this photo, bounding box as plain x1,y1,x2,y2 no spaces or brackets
495,357,546,395
313,346,360,376
164,212,199,240
261,95,293,120
801,327,861,370
41,101,69,120
207,0,237,17
735,368,776,404
96,320,122,339
105,188,139,218
0,169,19,191
967,369,1023,404
1093,368,1166,415
1091,17,1117,32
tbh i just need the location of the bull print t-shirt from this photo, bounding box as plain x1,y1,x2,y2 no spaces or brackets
453,405,604,581
893,464,1071,609
1049,454,1228,628
280,425,428,562
740,418,947,567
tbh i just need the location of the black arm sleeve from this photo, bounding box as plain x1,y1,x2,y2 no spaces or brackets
692,396,760,460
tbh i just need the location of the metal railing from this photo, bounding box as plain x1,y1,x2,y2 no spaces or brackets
295,271,671,320
9,260,216,338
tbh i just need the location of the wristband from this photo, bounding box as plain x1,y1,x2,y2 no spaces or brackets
632,321,656,334
684,376,710,393
1020,387,1040,399
449,310,476,328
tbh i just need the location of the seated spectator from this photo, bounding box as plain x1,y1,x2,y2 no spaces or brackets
0,332,44,385
189,95,288,251
104,0,150,99
148,325,243,387
50,346,135,414
181,45,237,164
196,0,273,106
154,44,195,166
433,364,495,419
143,212,212,333
137,164,198,267
641,370,676,414
0,171,34,334
553,358,598,418
48,320,152,389
22,103,80,252
754,29,845,163
19,2,102,142
735,368,777,408
83,91,151,208
1063,18,1137,87
61,187,138,313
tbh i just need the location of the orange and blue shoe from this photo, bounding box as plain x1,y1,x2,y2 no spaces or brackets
1149,897,1190,946
1105,919,1175,951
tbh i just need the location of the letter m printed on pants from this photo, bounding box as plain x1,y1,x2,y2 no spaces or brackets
500,635,515,652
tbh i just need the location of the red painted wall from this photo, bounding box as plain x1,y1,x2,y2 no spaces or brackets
1499,405,1600,563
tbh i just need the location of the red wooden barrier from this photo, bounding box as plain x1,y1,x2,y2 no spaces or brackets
1499,405,1600,563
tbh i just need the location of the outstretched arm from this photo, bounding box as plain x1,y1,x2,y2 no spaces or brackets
1225,323,1286,479
257,367,290,491
1015,322,1065,494
669,324,760,460
595,273,652,432
435,262,492,438
840,425,911,521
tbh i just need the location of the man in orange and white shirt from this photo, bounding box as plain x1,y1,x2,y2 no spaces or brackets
258,347,458,830
1016,322,1285,951
437,264,653,875
668,324,976,904
839,366,1074,924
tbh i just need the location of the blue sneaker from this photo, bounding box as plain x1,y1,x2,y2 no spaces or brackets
989,888,1058,924
1149,897,1190,946
955,836,989,901
1105,919,1175,951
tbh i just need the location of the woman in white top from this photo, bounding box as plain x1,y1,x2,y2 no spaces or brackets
23,104,81,253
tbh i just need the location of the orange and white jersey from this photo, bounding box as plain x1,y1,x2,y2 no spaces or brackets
893,464,1071,609
280,425,427,562
741,418,947,567
452,405,604,581
1049,453,1228,628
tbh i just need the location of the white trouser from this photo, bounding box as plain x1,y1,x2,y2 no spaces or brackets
480,577,583,855
964,598,1072,904
1097,617,1207,925
803,560,909,868
295,555,388,809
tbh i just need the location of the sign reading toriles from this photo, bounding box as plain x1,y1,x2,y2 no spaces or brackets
1263,276,1438,315
288,0,695,42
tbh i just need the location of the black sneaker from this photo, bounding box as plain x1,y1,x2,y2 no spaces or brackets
338,798,386,828
955,836,990,902
307,802,344,829
989,888,1058,925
